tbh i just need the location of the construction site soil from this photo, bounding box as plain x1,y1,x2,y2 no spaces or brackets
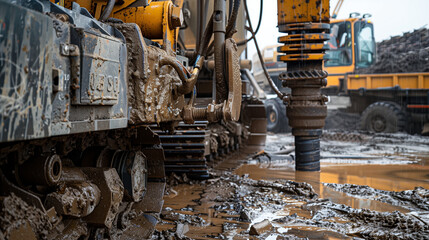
357,28,429,74
154,131,429,239
324,109,361,131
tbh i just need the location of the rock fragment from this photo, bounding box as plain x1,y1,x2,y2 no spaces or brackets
249,219,272,235
175,223,189,238
239,210,251,222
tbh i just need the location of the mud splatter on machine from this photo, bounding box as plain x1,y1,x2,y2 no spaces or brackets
0,0,331,238
0,0,266,238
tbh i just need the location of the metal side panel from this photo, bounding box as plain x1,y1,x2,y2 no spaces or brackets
77,31,123,106
0,2,53,142
0,1,130,143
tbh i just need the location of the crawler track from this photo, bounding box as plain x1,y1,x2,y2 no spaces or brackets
152,122,211,179
153,98,268,179
0,126,167,239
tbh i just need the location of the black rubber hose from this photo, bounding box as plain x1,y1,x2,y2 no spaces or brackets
225,0,241,39
253,0,263,36
198,14,214,56
159,57,190,85
100,0,115,21
242,0,283,99
237,0,263,46
160,56,205,95
196,1,205,51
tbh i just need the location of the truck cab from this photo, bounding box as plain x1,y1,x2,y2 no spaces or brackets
324,16,376,94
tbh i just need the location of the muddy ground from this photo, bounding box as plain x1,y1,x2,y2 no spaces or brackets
324,109,361,131
154,131,429,239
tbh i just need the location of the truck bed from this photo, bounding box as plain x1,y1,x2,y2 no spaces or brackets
346,72,429,90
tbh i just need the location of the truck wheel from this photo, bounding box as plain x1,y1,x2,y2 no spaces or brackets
360,101,406,133
265,99,288,133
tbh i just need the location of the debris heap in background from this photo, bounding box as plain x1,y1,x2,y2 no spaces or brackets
358,27,429,73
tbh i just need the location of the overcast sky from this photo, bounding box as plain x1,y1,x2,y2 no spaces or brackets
246,0,429,58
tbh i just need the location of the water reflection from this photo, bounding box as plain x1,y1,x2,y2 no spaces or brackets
158,132,429,238
234,161,429,213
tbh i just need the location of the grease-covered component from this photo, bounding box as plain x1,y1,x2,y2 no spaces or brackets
81,168,124,228
111,150,148,202
45,182,101,217
16,154,62,187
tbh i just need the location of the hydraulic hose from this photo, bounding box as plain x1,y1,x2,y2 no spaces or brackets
198,14,214,56
165,9,215,107
225,0,241,39
242,0,283,99
159,56,205,95
100,0,115,21
237,0,263,46
253,0,263,37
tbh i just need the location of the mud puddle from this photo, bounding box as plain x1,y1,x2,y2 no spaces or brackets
155,131,429,239
235,164,411,214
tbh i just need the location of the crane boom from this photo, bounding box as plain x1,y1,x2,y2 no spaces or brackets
332,0,344,18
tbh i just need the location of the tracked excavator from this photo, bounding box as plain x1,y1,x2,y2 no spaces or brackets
0,0,329,238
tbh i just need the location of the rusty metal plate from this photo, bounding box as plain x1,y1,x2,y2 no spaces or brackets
224,38,242,122
278,43,328,52
76,31,125,105
277,0,330,25
278,54,326,61
278,22,330,33
278,33,330,43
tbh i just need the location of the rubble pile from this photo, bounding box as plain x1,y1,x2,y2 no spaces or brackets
325,183,429,211
358,27,429,73
156,173,429,239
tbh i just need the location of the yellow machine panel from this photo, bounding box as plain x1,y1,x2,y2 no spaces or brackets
277,0,330,24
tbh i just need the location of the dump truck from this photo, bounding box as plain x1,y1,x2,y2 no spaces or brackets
345,72,429,134
324,14,376,93
325,16,429,134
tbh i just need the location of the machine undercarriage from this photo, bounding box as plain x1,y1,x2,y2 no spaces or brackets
0,0,267,238
0,0,331,238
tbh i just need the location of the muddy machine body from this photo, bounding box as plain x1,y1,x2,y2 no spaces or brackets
0,0,330,238
0,0,268,238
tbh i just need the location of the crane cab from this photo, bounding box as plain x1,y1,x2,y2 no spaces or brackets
324,15,376,94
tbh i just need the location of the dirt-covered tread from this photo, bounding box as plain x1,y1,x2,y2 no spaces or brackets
151,121,210,179
360,101,406,133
